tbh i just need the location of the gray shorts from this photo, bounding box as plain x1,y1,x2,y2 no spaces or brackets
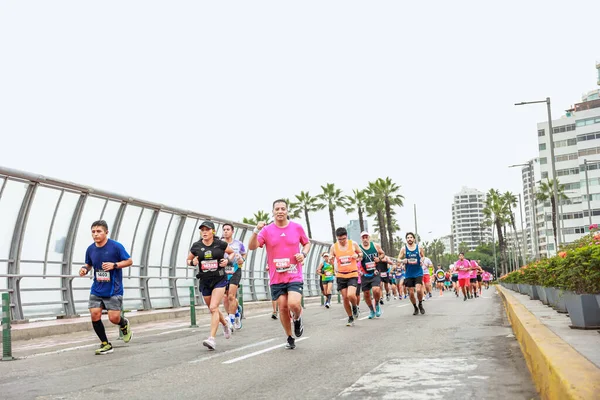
88,294,123,311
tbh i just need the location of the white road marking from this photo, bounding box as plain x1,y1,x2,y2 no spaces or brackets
157,325,209,335
222,337,309,364
243,313,272,320
189,338,276,364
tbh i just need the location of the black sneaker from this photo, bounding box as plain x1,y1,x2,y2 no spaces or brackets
419,302,425,315
346,316,354,326
413,306,419,316
293,316,304,337
379,299,384,306
464,296,467,301
285,336,296,350
271,313,278,320
352,305,359,319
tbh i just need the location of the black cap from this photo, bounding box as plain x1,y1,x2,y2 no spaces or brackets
199,221,215,230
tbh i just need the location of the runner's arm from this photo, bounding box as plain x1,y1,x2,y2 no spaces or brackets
186,252,198,267
115,258,133,269
247,222,266,251
353,242,362,260
397,247,406,263
317,262,324,275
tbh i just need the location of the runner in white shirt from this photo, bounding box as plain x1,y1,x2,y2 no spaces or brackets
421,257,433,299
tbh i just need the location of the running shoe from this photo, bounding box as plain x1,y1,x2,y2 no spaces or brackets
294,316,304,337
413,306,419,316
285,336,296,350
234,306,242,330
352,305,359,319
223,321,232,339
120,318,132,343
368,310,375,319
419,302,425,315
379,299,384,306
325,302,330,309
271,312,278,320
346,316,355,326
95,342,113,355
375,304,382,318
203,336,216,350
386,294,391,302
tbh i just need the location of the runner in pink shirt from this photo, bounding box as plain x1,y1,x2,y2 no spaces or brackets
455,253,472,301
248,199,311,350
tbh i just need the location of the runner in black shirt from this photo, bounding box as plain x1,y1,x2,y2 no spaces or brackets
187,221,235,351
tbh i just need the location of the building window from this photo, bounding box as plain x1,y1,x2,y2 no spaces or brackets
576,131,600,142
576,117,600,127
538,129,545,137
541,172,548,179
539,143,546,151
539,157,547,165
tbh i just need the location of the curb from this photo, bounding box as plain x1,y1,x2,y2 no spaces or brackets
11,297,321,342
497,286,600,400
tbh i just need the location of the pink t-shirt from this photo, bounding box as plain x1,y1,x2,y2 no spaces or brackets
469,260,479,278
455,259,472,279
257,221,310,285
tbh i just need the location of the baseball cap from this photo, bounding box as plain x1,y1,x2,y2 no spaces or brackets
199,221,215,230
360,231,370,237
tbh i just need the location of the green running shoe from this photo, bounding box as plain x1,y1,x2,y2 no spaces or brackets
95,342,113,355
121,318,133,343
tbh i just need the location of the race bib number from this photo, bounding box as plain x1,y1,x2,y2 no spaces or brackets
225,265,235,274
274,258,292,273
408,258,418,265
201,260,219,272
96,270,110,282
365,262,376,271
325,271,332,276
339,256,352,267
380,272,387,277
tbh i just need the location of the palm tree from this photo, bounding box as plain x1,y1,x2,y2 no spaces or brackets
242,210,272,226
458,242,469,254
344,189,368,232
284,198,302,220
295,191,322,239
502,191,523,266
374,177,405,254
482,189,509,276
535,178,567,252
317,183,347,242
430,238,445,266
365,181,389,253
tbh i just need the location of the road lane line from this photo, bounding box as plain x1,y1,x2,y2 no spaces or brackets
158,325,209,335
189,338,277,364
222,337,309,364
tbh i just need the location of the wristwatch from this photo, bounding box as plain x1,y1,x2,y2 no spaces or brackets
301,251,308,258
113,262,118,269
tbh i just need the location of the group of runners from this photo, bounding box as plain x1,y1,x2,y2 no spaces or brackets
79,198,493,354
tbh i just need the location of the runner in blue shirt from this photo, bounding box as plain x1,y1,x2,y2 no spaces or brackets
79,220,133,355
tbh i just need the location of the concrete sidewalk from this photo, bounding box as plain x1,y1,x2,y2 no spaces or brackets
497,286,600,400
8,297,322,341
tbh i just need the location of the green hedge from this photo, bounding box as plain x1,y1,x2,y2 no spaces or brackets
500,230,600,294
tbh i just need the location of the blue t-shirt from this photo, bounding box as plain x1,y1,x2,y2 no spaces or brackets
404,244,423,279
85,239,131,297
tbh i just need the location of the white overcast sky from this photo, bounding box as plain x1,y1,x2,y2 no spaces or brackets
1,1,599,244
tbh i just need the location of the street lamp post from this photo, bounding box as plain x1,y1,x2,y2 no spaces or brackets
518,193,527,263
515,98,561,249
492,222,498,278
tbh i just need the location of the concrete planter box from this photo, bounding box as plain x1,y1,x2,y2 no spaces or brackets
544,287,557,307
550,288,568,313
527,285,540,300
518,284,529,295
536,285,548,305
563,291,600,329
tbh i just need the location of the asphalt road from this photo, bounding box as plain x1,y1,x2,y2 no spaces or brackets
0,287,538,400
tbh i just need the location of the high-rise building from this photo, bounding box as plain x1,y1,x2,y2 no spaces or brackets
521,158,542,260
534,82,600,256
451,187,493,253
346,219,368,243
